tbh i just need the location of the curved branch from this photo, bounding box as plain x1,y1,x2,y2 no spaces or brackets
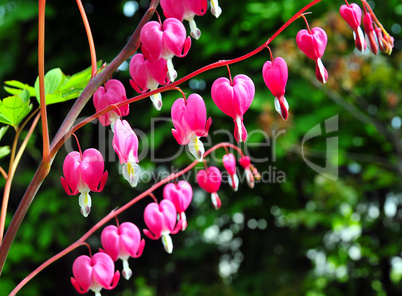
10,143,242,295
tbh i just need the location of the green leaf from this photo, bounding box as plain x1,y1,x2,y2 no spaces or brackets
0,146,10,160
34,68,65,105
4,80,36,97
0,89,32,127
0,126,9,141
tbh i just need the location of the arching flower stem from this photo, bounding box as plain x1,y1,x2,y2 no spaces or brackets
10,143,242,295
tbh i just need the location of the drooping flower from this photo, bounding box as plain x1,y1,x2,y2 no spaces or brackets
160,0,222,40
71,252,120,296
375,27,394,55
340,3,367,52
262,57,289,120
61,148,108,217
160,0,207,40
129,53,170,110
239,156,254,189
196,166,222,209
296,27,328,84
222,153,239,191
171,94,212,162
140,18,191,82
363,12,378,55
163,181,193,230
113,119,141,188
93,79,129,128
143,199,183,253
211,74,255,143
101,222,145,280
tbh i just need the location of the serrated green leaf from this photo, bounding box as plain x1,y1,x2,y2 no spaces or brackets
0,90,32,127
0,126,8,141
4,80,36,97
34,68,65,105
0,146,10,159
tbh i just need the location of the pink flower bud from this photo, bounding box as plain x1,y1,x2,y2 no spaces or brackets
296,27,328,84
239,156,254,189
163,181,193,230
61,148,108,217
197,166,222,209
140,18,191,82
363,13,378,55
211,74,255,142
71,252,120,295
375,28,394,55
93,79,129,127
171,94,212,162
262,57,289,120
129,53,170,110
340,3,366,52
223,153,239,191
101,222,145,280
143,199,183,253
113,119,141,187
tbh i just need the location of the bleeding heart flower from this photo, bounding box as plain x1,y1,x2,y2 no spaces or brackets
129,53,170,110
296,27,328,84
340,3,366,52
161,0,207,39
375,27,394,55
197,166,222,209
211,74,255,142
163,181,193,230
71,252,120,296
140,18,191,82
239,156,254,189
61,148,108,217
223,153,239,191
161,0,222,39
171,93,212,162
363,12,378,55
93,79,129,128
262,57,289,120
113,119,141,188
101,222,145,280
143,199,183,253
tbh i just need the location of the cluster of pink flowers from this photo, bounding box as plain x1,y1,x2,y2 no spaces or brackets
339,1,394,55
60,1,394,295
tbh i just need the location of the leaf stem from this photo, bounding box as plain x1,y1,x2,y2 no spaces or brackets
38,0,50,164
76,0,97,78
0,112,41,243
0,0,161,274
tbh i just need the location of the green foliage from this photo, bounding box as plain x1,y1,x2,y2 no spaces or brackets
4,64,96,106
0,89,32,127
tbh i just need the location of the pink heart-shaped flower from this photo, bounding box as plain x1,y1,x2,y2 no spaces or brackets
196,166,222,193
296,27,327,61
163,181,193,213
340,3,362,31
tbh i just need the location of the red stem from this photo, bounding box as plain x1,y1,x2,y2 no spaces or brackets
38,0,50,164
0,0,161,275
10,143,241,295
76,0,97,78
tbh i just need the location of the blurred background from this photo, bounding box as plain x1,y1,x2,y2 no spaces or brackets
0,0,401,295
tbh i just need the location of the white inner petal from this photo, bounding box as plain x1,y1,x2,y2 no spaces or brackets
211,0,222,18
162,233,173,254
123,161,141,187
188,18,201,40
189,136,204,162
78,191,91,217
316,58,327,84
167,59,177,82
